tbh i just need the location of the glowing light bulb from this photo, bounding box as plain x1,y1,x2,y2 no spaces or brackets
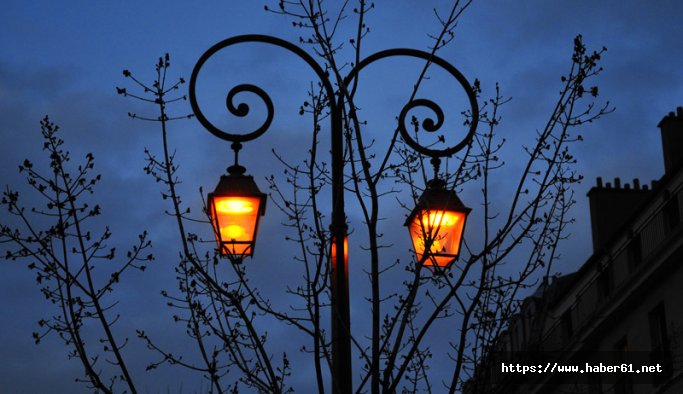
221,224,246,240
215,198,254,214
423,211,459,227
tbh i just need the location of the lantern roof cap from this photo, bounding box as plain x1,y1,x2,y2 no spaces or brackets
404,179,470,226
209,173,267,215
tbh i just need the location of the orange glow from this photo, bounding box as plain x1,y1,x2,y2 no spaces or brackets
215,198,255,214
211,196,262,257
421,211,460,227
410,209,466,269
331,236,349,265
221,224,246,239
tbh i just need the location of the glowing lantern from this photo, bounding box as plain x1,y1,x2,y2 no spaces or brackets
207,174,266,259
405,180,470,272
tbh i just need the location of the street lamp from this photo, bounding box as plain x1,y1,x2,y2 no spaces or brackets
405,178,470,272
207,163,267,260
189,34,478,394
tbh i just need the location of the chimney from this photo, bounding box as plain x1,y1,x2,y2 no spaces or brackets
587,177,651,252
658,106,683,174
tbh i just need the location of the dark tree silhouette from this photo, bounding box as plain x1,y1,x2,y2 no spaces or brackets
1,1,612,393
1,117,151,394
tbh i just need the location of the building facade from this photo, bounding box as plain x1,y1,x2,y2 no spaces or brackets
468,107,683,394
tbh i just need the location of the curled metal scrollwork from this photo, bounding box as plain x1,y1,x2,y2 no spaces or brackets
221,84,273,142
344,49,479,158
397,99,445,155
190,35,478,158
189,35,338,144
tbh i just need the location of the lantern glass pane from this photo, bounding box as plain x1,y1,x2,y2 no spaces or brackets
213,196,261,256
409,209,466,268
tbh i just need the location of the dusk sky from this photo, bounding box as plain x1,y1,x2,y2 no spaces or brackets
2,1,683,393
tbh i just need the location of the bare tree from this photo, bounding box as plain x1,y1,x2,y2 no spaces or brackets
1,1,611,393
1,117,151,394
259,2,610,393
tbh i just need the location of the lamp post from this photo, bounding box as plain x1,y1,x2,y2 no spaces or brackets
189,34,478,394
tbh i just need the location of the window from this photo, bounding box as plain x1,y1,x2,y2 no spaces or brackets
561,309,573,342
614,336,629,362
627,233,642,269
613,337,633,394
587,372,603,394
597,264,613,300
664,195,680,233
649,302,672,384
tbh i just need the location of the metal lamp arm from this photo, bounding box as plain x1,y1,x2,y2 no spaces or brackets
343,48,479,160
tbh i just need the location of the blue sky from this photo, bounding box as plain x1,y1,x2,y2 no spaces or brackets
1,1,683,392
